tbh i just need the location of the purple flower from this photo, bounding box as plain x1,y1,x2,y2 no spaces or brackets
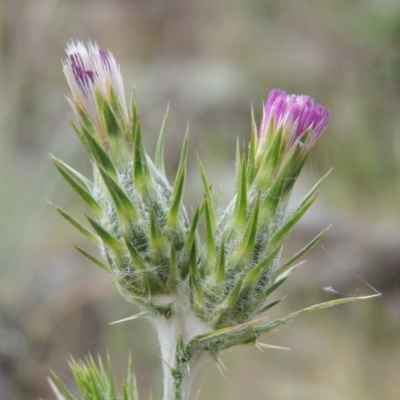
63,41,127,129
259,89,330,146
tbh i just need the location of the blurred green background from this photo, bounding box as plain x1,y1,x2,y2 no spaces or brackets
1,0,400,399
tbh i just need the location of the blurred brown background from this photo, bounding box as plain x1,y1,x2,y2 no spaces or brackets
1,0,400,399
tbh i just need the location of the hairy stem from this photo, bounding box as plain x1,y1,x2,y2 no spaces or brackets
151,292,210,400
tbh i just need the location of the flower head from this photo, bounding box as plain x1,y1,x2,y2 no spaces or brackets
260,89,330,146
63,41,128,129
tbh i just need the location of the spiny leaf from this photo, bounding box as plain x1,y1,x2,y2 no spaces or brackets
155,104,169,175
198,161,216,232
253,294,381,337
254,124,283,187
190,242,205,311
107,354,118,400
235,296,283,322
234,137,241,193
199,162,216,262
86,216,125,256
168,246,179,289
203,193,216,262
52,157,101,215
149,207,168,266
51,156,93,190
97,88,124,141
241,244,282,290
232,154,247,230
130,94,138,145
48,375,75,400
231,193,260,267
97,166,139,225
69,118,93,156
49,202,98,243
210,279,242,327
124,238,146,271
262,266,296,298
75,245,111,273
247,106,257,184
272,226,329,280
133,119,155,198
75,100,97,137
166,136,187,227
81,125,118,179
260,141,302,213
267,191,319,249
214,238,226,286
181,204,202,278
297,169,332,210
256,298,283,315
108,83,128,132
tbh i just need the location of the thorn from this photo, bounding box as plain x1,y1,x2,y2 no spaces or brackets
217,357,228,372
109,312,149,325
256,342,290,351
160,357,175,374
216,361,225,378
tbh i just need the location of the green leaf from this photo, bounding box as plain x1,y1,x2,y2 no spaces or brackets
267,191,319,249
166,135,187,228
236,296,283,322
50,202,98,243
133,119,155,198
203,193,216,262
155,104,169,175
241,244,282,290
199,161,216,263
260,142,302,214
181,204,202,279
214,238,226,286
257,298,283,315
230,193,260,267
97,89,124,141
199,162,216,233
247,106,257,184
253,294,381,338
130,94,138,145
190,242,205,311
75,245,111,273
149,207,169,266
69,118,93,156
108,83,128,130
168,246,179,289
81,125,118,179
48,376,75,400
124,238,146,271
272,226,329,280
254,124,283,187
234,137,241,194
231,154,247,230
210,279,242,327
97,166,139,227
262,266,295,298
50,356,142,400
86,216,125,256
75,101,97,137
107,354,118,400
52,157,102,215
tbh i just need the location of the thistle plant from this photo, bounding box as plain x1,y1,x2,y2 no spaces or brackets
50,41,377,400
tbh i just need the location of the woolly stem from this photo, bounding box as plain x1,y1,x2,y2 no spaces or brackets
151,292,211,400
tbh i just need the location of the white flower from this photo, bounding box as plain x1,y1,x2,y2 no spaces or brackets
63,40,128,130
